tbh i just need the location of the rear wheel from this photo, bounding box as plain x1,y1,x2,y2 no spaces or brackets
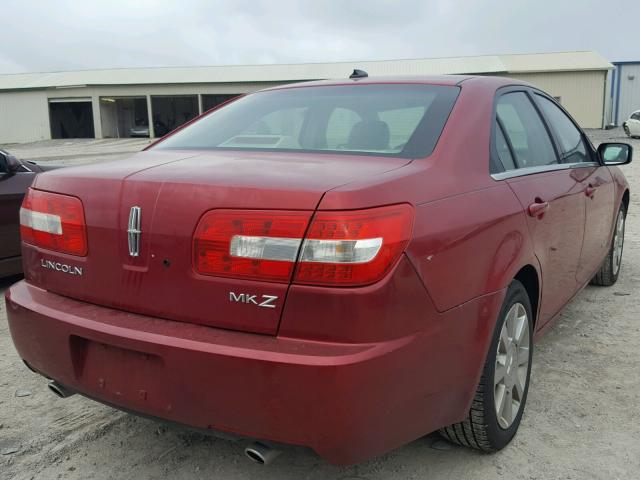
439,280,533,451
591,204,626,287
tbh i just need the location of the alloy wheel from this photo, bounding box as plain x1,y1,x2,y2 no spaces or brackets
494,302,530,429
612,210,625,276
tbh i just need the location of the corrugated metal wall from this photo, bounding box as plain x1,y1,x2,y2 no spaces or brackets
505,71,606,128
0,72,610,143
0,90,50,143
613,64,640,124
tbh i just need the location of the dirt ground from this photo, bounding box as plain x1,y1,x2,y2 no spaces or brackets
1,130,639,479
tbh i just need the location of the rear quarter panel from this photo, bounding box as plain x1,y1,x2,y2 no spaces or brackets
406,184,536,312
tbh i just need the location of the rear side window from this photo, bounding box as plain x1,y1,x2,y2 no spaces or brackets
496,92,557,169
154,84,460,159
535,94,590,164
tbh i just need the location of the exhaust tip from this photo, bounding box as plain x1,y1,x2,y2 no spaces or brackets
245,447,265,465
48,381,75,399
244,441,281,465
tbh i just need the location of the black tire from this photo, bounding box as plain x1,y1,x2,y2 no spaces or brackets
591,204,626,287
439,280,533,451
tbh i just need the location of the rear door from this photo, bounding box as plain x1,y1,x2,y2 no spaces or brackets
532,93,615,285
492,90,585,328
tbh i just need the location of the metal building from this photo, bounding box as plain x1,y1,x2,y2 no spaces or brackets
610,61,640,126
0,51,613,144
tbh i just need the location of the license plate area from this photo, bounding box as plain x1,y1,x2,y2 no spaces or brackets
70,336,171,412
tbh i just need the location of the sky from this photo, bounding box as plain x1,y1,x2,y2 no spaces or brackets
1,0,637,74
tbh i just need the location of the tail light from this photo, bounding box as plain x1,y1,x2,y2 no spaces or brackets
193,210,311,282
193,204,413,286
20,189,88,256
294,204,413,285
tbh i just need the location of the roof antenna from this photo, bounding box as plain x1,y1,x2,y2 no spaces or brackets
349,69,368,79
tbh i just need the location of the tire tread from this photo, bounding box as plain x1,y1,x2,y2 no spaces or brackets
590,204,625,287
438,280,534,452
438,373,494,451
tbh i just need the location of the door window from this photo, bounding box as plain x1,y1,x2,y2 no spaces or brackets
496,92,557,169
325,108,362,149
535,94,590,164
495,122,516,171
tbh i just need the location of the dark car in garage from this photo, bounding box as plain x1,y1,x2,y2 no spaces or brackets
0,150,60,277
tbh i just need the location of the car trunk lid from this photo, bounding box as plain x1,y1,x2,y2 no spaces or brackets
27,150,410,334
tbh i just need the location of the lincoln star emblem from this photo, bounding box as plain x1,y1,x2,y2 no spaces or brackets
127,206,142,257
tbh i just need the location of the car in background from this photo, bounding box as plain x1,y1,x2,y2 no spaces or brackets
5,75,632,465
0,150,61,278
129,119,170,138
623,110,640,138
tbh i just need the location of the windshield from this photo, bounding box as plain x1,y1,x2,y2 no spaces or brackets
154,84,459,158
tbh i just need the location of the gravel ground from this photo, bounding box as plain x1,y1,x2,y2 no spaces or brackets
1,129,639,479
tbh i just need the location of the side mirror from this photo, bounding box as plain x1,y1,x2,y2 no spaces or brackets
0,150,21,177
598,143,632,166
0,152,7,175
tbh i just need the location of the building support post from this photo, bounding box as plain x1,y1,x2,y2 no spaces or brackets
92,95,103,139
146,95,155,139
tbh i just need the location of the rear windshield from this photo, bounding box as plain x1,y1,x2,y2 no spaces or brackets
154,84,460,159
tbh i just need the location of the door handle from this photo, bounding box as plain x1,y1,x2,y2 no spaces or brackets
585,184,596,198
528,200,550,218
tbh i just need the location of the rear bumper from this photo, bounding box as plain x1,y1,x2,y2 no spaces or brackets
5,280,504,464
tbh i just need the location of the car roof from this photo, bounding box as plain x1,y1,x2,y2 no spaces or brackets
262,75,529,91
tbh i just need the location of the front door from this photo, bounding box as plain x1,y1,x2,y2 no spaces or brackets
531,93,616,285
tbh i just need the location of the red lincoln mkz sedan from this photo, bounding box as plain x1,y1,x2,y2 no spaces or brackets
5,73,632,465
